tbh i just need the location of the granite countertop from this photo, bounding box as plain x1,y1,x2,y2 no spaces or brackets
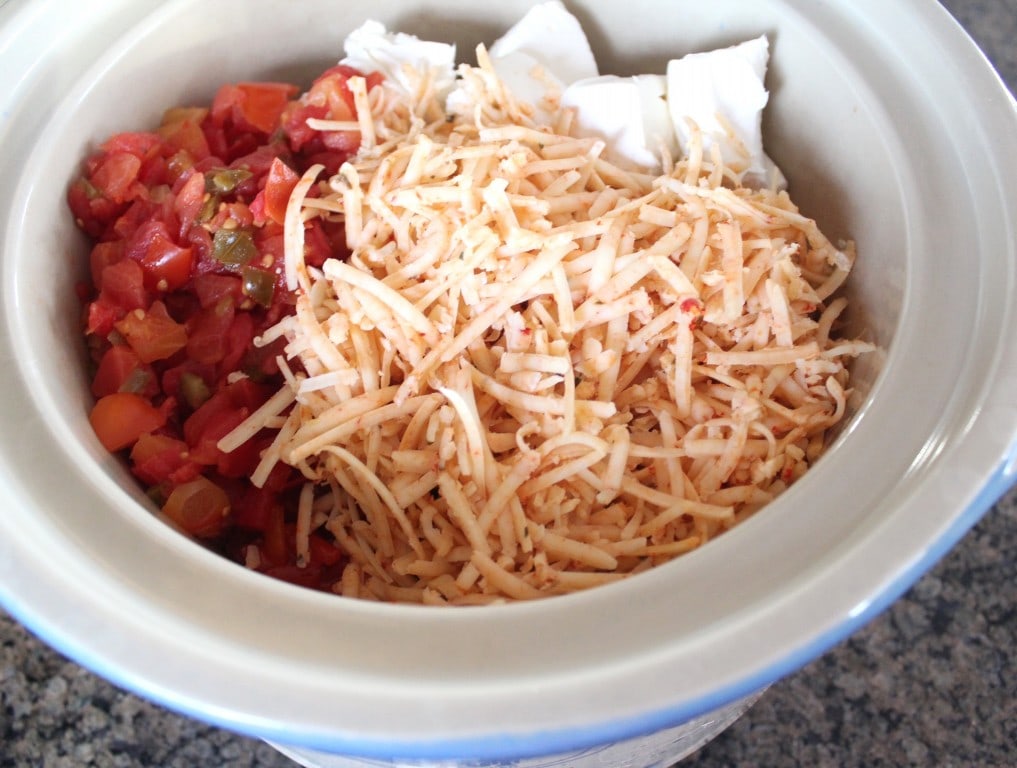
3,1,1016,766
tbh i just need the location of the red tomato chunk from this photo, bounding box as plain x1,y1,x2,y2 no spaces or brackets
70,67,382,592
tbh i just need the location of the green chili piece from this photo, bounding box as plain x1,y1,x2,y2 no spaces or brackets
179,371,212,410
205,168,253,194
198,193,219,222
79,177,101,200
241,266,275,308
212,227,257,267
118,366,152,395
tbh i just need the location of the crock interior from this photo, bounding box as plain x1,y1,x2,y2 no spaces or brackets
3,0,1013,756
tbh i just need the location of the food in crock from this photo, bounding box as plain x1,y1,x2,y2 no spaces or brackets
69,3,873,603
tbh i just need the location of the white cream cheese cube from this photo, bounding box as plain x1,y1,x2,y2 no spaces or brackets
488,0,599,88
666,35,785,187
562,74,677,170
342,20,457,100
449,0,599,123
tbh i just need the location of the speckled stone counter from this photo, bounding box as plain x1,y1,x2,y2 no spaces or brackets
2,1,1015,766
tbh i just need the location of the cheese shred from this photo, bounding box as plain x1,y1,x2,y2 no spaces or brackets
219,48,874,604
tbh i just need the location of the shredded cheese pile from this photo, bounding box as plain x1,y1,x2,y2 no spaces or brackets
221,48,874,605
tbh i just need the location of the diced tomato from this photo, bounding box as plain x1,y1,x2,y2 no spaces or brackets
184,407,247,466
112,198,162,242
211,82,298,135
221,311,255,373
308,534,344,566
91,345,158,399
184,224,215,271
279,66,375,163
125,219,194,291
186,297,235,365
202,123,249,165
320,217,347,253
91,152,142,204
162,106,209,125
145,240,193,292
159,108,211,161
236,82,299,133
130,431,184,466
311,75,356,118
230,141,288,180
100,131,163,159
320,127,362,154
161,475,231,538
262,157,300,225
114,301,188,363
85,300,119,338
173,171,207,235
181,378,270,467
222,377,273,413
302,150,351,177
149,245,193,292
130,432,200,486
280,102,328,152
89,392,168,452
260,457,298,494
215,430,265,478
249,191,267,226
165,149,196,187
137,155,169,188
68,179,123,237
230,485,277,530
89,241,125,289
182,379,268,465
160,106,209,132
254,228,285,273
209,84,242,128
191,273,243,309
97,258,149,315
307,65,370,115
303,219,334,269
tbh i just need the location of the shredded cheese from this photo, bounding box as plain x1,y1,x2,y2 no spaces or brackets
219,46,874,604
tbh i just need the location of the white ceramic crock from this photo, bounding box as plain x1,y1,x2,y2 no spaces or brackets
0,1,1015,766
